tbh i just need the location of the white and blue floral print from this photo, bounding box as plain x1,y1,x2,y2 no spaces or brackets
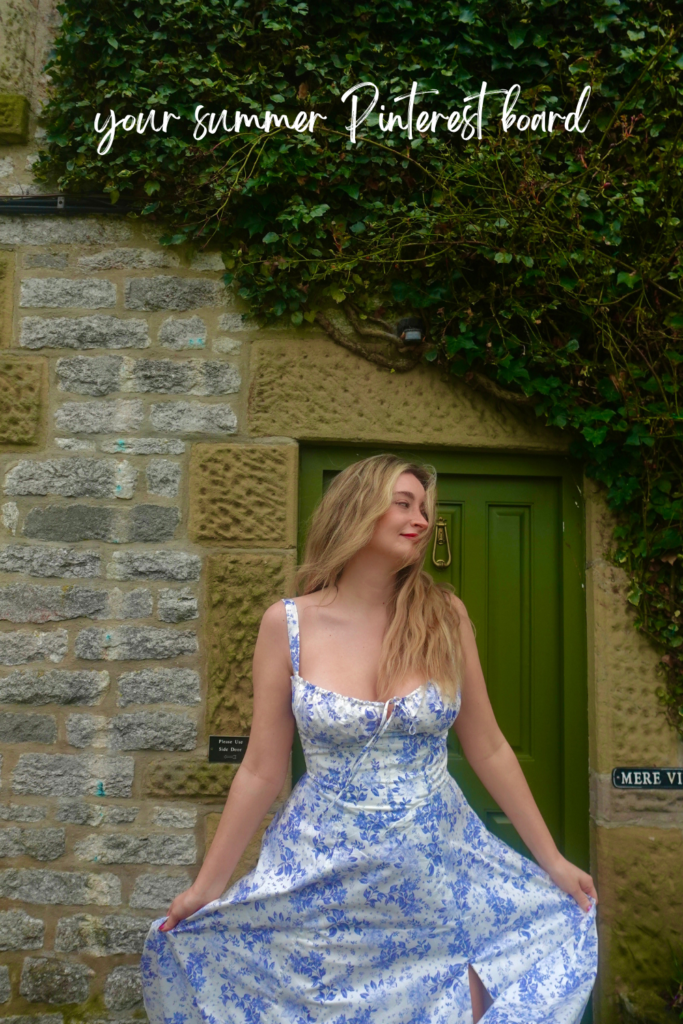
141,596,597,1023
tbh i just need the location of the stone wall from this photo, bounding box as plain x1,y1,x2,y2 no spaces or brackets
1,5,683,1024
0,210,298,1022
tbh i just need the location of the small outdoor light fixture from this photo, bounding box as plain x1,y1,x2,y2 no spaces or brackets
396,316,425,345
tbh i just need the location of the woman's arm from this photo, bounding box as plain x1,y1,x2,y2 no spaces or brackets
161,600,296,930
451,595,597,912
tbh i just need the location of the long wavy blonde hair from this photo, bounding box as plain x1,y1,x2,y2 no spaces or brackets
293,453,462,701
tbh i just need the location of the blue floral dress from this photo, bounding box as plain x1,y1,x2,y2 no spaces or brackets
141,597,598,1023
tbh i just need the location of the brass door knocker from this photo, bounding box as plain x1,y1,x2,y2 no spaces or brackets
431,515,451,569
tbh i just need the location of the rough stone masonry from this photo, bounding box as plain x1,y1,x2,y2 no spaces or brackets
0,108,297,1013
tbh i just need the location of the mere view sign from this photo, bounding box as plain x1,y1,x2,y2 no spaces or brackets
612,767,683,789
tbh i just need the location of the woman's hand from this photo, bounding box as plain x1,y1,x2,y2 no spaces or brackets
545,855,598,912
160,884,220,932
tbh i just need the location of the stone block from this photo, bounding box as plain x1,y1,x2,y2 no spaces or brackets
75,833,196,865
158,316,207,350
66,714,108,749
206,811,273,888
0,583,107,622
0,156,15,178
145,758,238,798
0,827,65,861
78,248,180,271
206,553,294,733
20,958,93,1004
110,711,197,751
150,401,237,434
0,94,30,144
204,360,241,395
22,506,117,543
152,806,197,828
127,505,182,543
189,252,224,271
126,358,240,395
24,254,69,270
55,801,105,826
22,504,180,544
157,587,198,623
107,551,201,581
0,219,133,246
218,313,248,332
127,359,193,393
214,335,241,355
54,801,138,826
66,710,197,750
596,826,683,1019
0,543,101,577
189,443,297,546
19,315,149,350
56,355,123,395
0,909,45,950
0,669,108,705
0,629,67,665
592,770,683,827
12,753,134,797
0,357,45,445
0,868,121,905
201,361,240,395
129,872,191,909
249,336,568,449
54,913,154,955
0,964,9,1003
20,279,117,310
0,713,57,744
4,457,137,498
2,501,18,534
54,439,95,452
104,965,142,1011
100,437,185,455
117,668,201,707
104,805,139,824
54,400,143,434
0,805,47,822
75,626,198,661
146,459,181,497
107,587,154,618
124,277,224,311
585,493,679,773
0,583,147,623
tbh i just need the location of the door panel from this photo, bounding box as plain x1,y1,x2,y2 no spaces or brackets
295,446,588,873
425,475,562,858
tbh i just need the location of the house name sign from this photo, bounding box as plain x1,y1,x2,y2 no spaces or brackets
612,767,683,789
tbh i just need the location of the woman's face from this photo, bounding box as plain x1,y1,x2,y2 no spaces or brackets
367,471,430,567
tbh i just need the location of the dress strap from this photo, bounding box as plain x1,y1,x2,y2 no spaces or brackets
281,598,300,676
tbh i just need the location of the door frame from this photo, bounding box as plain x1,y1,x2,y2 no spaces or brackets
297,444,589,871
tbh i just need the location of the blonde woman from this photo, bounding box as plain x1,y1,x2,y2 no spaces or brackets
141,453,598,1024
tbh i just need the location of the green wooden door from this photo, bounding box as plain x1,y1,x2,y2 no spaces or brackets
295,445,589,874
429,474,563,862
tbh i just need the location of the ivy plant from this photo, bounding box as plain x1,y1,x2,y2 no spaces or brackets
35,0,683,734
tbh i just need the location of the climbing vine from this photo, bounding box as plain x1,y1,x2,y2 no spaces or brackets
35,0,683,733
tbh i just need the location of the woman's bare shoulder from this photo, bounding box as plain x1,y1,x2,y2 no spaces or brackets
259,591,328,627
